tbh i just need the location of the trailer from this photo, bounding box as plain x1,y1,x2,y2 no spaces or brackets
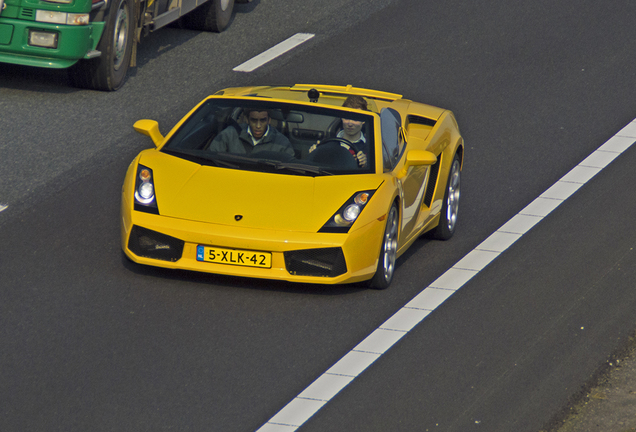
0,0,250,90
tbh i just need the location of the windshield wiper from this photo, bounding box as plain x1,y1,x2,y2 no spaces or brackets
213,153,333,175
164,149,333,175
256,160,334,176
162,149,240,169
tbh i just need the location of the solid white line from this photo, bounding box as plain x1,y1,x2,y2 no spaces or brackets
255,118,636,432
0,203,8,212
233,33,315,73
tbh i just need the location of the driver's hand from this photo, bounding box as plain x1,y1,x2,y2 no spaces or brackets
309,141,320,153
356,151,367,167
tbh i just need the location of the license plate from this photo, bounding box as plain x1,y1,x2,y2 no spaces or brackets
196,245,272,268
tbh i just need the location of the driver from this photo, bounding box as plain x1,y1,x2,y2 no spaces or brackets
309,95,369,167
208,108,295,157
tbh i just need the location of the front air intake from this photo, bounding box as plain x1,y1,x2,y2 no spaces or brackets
128,225,184,262
284,247,347,277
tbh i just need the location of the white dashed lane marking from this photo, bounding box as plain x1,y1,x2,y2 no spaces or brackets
0,203,8,213
255,118,636,432
233,33,315,73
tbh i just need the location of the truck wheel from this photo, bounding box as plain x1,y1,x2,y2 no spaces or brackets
181,0,235,32
68,0,134,91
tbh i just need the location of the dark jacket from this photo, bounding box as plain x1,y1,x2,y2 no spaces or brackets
337,130,369,167
209,124,295,157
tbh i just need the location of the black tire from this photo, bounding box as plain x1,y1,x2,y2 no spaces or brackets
368,203,399,290
68,0,134,91
181,0,235,32
430,154,461,240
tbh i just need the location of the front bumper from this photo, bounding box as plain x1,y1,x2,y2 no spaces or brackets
0,17,104,68
121,200,386,285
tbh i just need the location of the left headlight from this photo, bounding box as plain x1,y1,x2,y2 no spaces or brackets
134,164,159,214
319,190,375,233
35,10,89,25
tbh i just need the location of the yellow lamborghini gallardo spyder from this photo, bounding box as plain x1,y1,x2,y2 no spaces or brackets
121,84,464,289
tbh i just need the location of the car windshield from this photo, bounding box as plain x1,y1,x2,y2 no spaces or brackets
161,98,376,176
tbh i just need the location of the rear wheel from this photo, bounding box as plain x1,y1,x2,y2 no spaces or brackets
181,0,235,32
430,154,461,240
68,0,133,91
368,204,399,290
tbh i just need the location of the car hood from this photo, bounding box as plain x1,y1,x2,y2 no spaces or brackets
141,152,383,232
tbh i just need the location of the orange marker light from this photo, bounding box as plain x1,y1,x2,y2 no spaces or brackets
354,192,369,205
139,169,151,181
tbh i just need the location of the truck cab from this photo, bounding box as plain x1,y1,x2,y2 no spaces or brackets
0,0,248,90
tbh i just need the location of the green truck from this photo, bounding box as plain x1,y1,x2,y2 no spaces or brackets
0,0,250,90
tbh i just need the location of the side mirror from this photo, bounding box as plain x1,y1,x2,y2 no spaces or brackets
133,120,164,147
398,150,437,177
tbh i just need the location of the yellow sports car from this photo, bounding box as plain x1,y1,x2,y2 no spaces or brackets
121,84,464,289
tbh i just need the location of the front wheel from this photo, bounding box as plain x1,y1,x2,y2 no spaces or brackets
181,0,235,32
430,154,461,240
68,0,133,90
368,204,399,290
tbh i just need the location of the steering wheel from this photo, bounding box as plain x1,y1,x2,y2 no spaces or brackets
316,137,360,153
307,137,361,169
315,137,360,159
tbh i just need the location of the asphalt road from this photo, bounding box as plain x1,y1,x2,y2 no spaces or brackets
1,0,636,431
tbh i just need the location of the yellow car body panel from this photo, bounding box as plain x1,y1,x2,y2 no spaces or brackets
121,168,389,283
121,84,464,287
131,149,386,232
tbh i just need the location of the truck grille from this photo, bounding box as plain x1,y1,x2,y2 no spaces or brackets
20,8,35,19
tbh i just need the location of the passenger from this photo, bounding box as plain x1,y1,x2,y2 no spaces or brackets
209,108,295,157
309,95,369,167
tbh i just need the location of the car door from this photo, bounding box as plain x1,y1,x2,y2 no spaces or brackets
380,108,432,247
